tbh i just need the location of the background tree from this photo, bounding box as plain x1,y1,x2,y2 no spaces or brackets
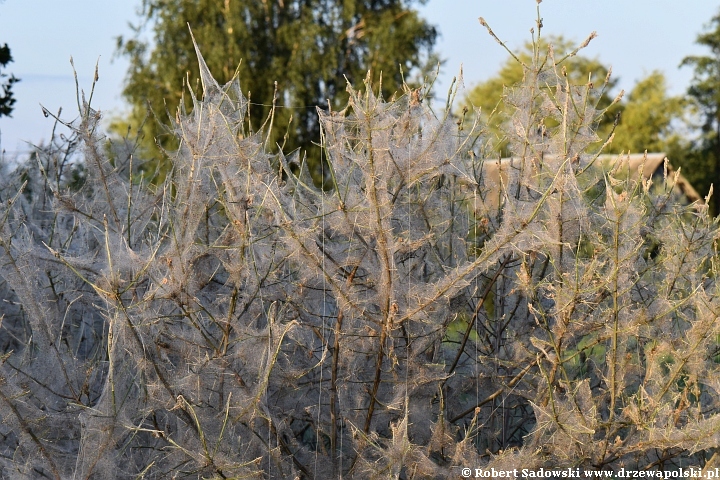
680,9,720,215
461,36,621,157
462,37,698,212
604,71,687,156
0,43,19,118
116,0,438,180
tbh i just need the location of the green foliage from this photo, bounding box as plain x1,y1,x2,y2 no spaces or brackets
682,11,720,138
115,0,438,181
0,43,19,118
605,71,686,155
680,9,720,215
461,35,621,157
462,39,691,174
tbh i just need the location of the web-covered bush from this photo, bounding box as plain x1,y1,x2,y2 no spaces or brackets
1,28,720,479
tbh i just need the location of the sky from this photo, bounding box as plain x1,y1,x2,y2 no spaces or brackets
0,0,718,158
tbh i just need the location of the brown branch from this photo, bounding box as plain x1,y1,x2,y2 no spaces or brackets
449,358,536,423
446,254,513,380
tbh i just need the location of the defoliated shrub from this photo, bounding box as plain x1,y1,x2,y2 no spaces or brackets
0,20,719,480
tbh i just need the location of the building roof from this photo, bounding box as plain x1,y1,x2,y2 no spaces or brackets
598,153,701,204
480,152,702,205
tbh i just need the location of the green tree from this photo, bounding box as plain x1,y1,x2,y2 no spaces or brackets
605,71,686,156
0,43,19,118
116,0,437,180
681,10,720,214
462,36,620,157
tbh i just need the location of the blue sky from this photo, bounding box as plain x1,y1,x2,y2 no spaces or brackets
0,1,718,157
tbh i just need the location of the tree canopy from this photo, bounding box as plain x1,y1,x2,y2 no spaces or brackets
0,43,19,118
604,71,686,156
461,36,694,201
116,0,438,180
680,10,720,214
461,36,621,157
